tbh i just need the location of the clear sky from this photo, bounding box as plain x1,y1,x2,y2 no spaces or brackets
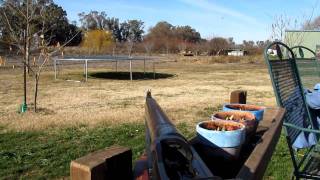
54,0,320,43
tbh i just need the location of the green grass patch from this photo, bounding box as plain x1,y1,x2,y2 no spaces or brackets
0,123,295,179
0,123,146,179
196,105,223,118
264,132,294,179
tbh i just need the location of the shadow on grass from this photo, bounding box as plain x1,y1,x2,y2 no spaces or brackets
89,71,175,80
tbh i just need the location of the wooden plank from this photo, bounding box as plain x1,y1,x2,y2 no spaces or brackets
230,90,247,104
236,107,285,180
70,145,132,180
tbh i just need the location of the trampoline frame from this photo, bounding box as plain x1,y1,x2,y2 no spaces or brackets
53,56,156,81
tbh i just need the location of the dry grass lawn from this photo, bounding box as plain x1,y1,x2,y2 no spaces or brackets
0,56,276,131
1,56,294,179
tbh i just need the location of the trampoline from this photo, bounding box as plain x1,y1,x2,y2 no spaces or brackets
53,55,157,81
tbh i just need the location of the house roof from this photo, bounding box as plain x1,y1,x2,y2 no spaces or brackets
226,49,247,52
285,29,320,32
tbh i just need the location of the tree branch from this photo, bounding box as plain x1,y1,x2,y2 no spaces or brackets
48,30,81,56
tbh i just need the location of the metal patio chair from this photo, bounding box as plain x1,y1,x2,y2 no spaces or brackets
291,46,320,130
291,45,320,89
264,41,320,179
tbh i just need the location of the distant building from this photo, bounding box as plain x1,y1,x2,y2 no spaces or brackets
285,30,320,58
225,49,248,56
180,50,194,56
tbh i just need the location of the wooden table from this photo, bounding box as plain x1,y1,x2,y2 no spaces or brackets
236,107,285,179
191,107,286,179
71,107,285,180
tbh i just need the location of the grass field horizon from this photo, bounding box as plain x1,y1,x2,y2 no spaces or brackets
0,55,292,179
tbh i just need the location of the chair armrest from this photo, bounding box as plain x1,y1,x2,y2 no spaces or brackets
284,122,320,134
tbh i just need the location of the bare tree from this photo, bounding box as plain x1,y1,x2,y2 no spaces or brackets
126,40,134,57
124,21,145,57
303,16,320,30
1,0,80,112
270,9,316,47
143,40,154,56
1,0,38,111
177,40,187,55
192,42,204,56
30,34,78,111
208,37,229,56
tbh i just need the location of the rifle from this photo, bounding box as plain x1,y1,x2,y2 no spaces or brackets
145,91,217,179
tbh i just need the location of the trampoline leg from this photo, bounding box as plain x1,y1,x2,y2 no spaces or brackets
130,60,132,81
83,61,86,76
153,61,155,79
116,61,118,72
144,58,146,76
54,59,57,80
85,60,88,82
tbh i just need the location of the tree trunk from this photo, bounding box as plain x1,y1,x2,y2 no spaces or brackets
127,42,133,57
34,74,39,112
23,58,27,105
26,0,30,74
23,30,28,106
26,38,30,74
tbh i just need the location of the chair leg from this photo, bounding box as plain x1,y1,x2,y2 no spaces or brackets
291,168,301,180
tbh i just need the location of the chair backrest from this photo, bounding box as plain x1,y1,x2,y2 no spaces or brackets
264,42,314,143
291,46,320,89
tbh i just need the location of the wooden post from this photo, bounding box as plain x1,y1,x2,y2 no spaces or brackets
70,146,132,180
230,90,247,104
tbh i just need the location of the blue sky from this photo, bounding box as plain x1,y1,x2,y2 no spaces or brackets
54,0,320,43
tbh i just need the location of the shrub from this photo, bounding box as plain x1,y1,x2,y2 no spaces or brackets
81,30,114,54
